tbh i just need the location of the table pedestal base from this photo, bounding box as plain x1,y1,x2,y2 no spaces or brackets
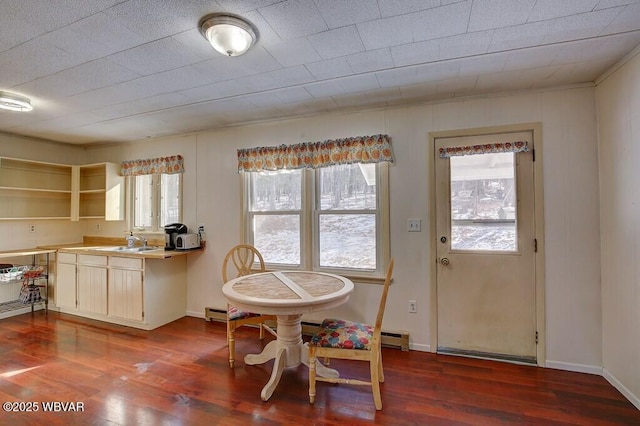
244,314,339,401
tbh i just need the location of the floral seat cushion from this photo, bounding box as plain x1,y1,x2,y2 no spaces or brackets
228,305,261,321
310,318,374,350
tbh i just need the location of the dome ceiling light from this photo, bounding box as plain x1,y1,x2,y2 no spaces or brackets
0,91,33,112
199,13,258,57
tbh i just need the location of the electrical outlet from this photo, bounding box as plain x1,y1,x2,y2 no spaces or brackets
407,219,421,232
96,223,101,230
409,299,417,313
29,224,36,233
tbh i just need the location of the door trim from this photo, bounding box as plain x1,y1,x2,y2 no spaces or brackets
428,123,546,366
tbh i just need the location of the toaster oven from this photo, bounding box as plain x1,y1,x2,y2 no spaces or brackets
175,233,199,250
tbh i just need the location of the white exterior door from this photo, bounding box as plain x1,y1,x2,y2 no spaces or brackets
434,131,537,363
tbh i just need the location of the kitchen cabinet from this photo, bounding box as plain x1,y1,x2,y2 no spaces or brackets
0,158,124,221
55,252,77,310
108,256,143,322
55,250,187,330
77,255,107,315
72,162,124,221
0,157,73,220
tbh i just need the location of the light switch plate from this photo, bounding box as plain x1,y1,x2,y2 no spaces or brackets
407,219,421,232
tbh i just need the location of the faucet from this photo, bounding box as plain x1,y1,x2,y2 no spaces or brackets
126,233,147,248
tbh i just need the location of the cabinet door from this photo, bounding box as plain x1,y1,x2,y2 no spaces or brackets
77,265,107,315
108,268,143,321
56,262,77,310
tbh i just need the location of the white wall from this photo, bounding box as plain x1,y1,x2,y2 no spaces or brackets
0,86,606,377
83,87,603,370
596,48,640,409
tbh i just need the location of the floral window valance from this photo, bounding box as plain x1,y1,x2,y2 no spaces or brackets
121,155,184,176
237,134,394,172
439,141,529,158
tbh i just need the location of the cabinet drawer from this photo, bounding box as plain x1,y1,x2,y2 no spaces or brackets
57,252,77,264
78,254,107,266
110,257,143,270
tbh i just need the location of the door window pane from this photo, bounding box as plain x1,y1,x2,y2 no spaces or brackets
450,152,517,251
253,215,300,265
319,214,376,269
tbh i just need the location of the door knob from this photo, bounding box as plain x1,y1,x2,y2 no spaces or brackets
440,257,450,266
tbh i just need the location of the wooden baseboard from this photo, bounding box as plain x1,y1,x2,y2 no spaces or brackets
204,307,410,351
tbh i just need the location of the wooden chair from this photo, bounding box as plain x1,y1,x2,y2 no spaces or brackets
223,244,277,368
308,258,394,410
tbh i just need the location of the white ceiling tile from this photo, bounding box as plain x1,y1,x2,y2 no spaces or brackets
108,38,203,76
258,0,328,39
233,66,316,92
595,0,640,10
265,38,323,67
6,0,123,33
273,87,315,104
307,26,365,60
0,39,85,79
552,32,640,64
103,0,214,41
458,52,510,76
133,66,218,95
468,0,536,32
391,40,439,67
305,57,353,80
178,80,255,103
244,92,287,109
357,2,471,50
528,0,599,22
217,0,281,14
39,12,147,62
305,74,380,98
438,30,494,61
346,48,394,73
313,0,380,28
601,2,640,34
475,65,559,92
0,15,38,52
542,7,623,44
377,0,441,18
376,61,461,88
190,48,283,84
59,59,142,91
487,20,555,53
502,44,564,72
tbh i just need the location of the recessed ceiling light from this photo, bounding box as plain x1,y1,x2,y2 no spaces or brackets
199,13,258,57
0,91,33,112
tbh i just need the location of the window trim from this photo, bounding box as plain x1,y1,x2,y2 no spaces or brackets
242,162,390,282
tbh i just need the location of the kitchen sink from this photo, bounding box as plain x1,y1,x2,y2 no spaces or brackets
95,246,160,253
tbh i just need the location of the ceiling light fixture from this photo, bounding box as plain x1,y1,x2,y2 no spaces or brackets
0,91,33,112
199,13,258,57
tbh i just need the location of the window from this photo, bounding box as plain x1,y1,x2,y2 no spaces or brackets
245,163,389,276
132,173,182,231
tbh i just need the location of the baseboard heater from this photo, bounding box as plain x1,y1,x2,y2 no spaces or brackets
205,307,409,352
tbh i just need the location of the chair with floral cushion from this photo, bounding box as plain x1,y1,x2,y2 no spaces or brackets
223,244,277,368
308,258,394,410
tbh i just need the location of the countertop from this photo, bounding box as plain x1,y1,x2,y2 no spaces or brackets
43,244,203,259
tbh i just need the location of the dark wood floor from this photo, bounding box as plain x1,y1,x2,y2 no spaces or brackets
0,312,638,425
